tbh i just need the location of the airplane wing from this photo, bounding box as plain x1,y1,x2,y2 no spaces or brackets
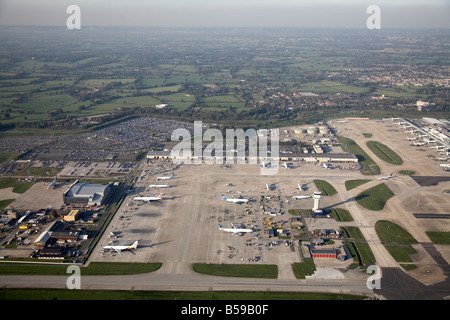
232,232,240,236
113,248,122,255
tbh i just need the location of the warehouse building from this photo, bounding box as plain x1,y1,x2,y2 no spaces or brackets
63,180,112,206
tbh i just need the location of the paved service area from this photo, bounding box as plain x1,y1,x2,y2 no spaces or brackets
89,118,450,286
90,161,361,278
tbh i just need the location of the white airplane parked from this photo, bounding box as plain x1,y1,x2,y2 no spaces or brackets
219,223,253,236
156,174,173,181
221,194,249,204
293,194,312,200
379,172,394,180
261,161,270,168
149,182,170,189
103,241,139,255
43,177,62,190
283,162,293,169
134,193,163,202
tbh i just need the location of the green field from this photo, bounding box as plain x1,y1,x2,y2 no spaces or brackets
355,183,395,211
339,136,380,175
366,141,403,165
313,179,337,196
297,80,370,94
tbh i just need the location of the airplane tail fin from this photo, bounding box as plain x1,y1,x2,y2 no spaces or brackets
219,224,223,230
158,193,163,199
221,194,227,200
131,241,139,249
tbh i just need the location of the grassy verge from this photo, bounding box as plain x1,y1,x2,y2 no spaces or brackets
426,231,450,245
193,264,278,279
328,208,353,222
28,167,62,177
338,136,380,175
345,179,371,191
0,177,34,194
366,141,403,165
313,179,337,196
0,199,15,211
355,183,394,211
375,220,418,245
375,220,418,267
0,288,367,300
340,227,376,267
0,262,162,275
292,259,316,280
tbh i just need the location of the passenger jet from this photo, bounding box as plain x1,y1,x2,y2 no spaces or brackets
378,173,394,180
103,241,139,255
221,194,249,204
134,193,163,202
43,177,62,190
293,194,312,200
219,223,253,236
156,174,173,181
149,183,170,189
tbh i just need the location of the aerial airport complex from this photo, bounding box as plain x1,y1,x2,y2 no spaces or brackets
0,117,449,299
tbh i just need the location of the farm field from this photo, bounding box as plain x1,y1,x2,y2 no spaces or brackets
1,26,447,136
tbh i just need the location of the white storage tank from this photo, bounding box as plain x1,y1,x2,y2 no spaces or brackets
307,126,318,135
319,126,330,135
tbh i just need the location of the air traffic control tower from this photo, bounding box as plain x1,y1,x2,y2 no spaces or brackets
312,191,322,214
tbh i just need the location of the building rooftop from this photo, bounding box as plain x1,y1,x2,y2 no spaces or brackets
64,181,109,198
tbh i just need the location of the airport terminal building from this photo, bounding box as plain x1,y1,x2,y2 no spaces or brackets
63,180,112,206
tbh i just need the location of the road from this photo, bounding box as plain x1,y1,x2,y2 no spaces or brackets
0,266,374,297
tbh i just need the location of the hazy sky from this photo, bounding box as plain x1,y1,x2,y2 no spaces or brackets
0,0,449,28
